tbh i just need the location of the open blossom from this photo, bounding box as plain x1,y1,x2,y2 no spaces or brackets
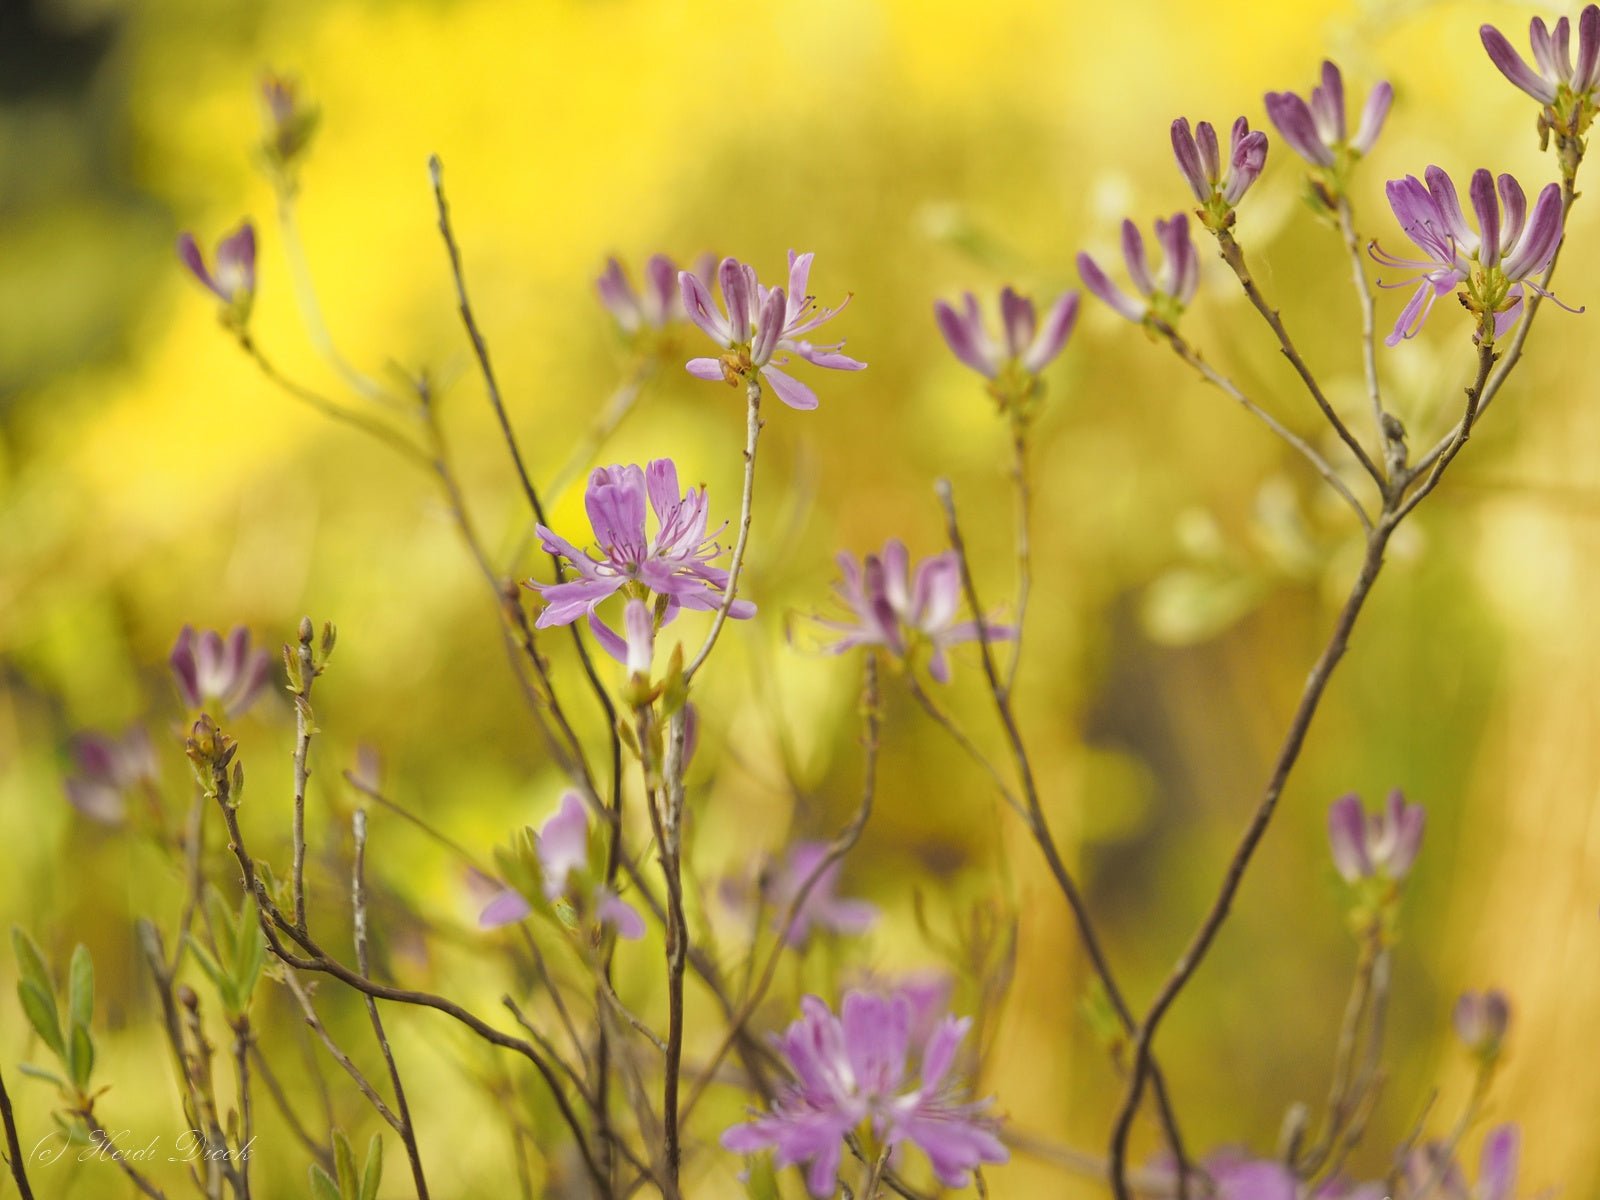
479,792,643,939
596,252,715,335
1371,166,1568,345
1265,61,1393,172
170,626,273,717
680,252,866,411
1076,214,1200,325
1453,988,1512,1057
1481,6,1600,136
1404,1125,1520,1200
722,990,1007,1196
1328,790,1425,884
176,222,257,322
933,287,1079,393
529,459,753,658
63,726,158,825
766,842,878,947
1171,117,1269,223
819,539,1011,683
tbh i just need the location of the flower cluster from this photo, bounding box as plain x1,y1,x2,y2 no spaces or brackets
1171,116,1269,227
818,539,1010,683
1482,6,1600,149
680,252,865,411
1265,61,1392,185
932,286,1079,411
722,989,1007,1196
63,726,158,826
1077,214,1201,326
170,625,273,717
480,792,644,939
177,223,258,326
530,459,752,656
1372,166,1567,344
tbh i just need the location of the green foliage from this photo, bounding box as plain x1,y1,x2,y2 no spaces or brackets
11,931,96,1100
187,889,267,1019
310,1131,382,1200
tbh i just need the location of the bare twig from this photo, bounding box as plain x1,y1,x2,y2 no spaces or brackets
936,479,1191,1191
1214,229,1384,487
687,375,764,679
1333,196,1386,445
1158,326,1373,531
0,1067,35,1200
680,655,882,1128
1004,423,1032,697
290,618,317,933
353,811,431,1198
78,1117,170,1200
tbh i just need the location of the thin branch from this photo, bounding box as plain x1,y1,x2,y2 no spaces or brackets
905,677,1027,820
0,1067,35,1200
290,618,317,933
679,655,882,1129
279,969,405,1133
687,375,764,679
1333,197,1386,448
1004,423,1032,698
1395,340,1498,521
353,810,431,1199
1214,229,1385,487
1158,326,1373,531
231,1019,254,1200
936,479,1191,1191
246,1041,333,1171
78,1117,170,1200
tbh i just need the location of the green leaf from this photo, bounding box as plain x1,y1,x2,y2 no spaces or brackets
15,1062,65,1089
359,1133,383,1200
67,945,93,1031
67,1023,94,1093
17,980,63,1059
12,929,52,997
333,1130,357,1197
308,1164,341,1200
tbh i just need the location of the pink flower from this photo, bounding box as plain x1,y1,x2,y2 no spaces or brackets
766,842,878,948
1077,214,1200,325
1265,61,1393,170
596,252,715,334
1327,789,1425,884
722,990,1007,1196
479,793,644,940
64,725,158,825
176,222,257,323
529,459,754,659
933,287,1080,381
169,626,273,717
680,251,866,411
819,539,1011,683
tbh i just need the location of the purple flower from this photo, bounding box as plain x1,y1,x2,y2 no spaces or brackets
680,251,866,411
766,842,878,948
1371,166,1569,345
170,626,273,717
479,792,644,939
1482,7,1600,135
1453,988,1512,1057
1149,1149,1383,1200
176,222,257,322
1076,214,1200,325
1171,117,1270,224
596,252,716,335
819,539,1011,683
933,287,1079,391
529,459,754,657
258,74,319,173
722,990,1007,1196
1405,1125,1520,1200
63,726,158,825
1265,61,1393,172
1327,789,1425,884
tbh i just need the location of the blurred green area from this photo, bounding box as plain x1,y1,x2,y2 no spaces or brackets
2,0,1598,1195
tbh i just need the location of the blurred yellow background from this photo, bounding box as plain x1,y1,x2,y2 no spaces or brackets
2,0,1598,1195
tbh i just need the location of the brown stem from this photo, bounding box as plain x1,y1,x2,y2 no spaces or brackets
78,1117,169,1199
1214,229,1384,487
290,618,317,933
935,479,1190,1192
231,1019,254,1200
1004,423,1032,698
352,811,431,1199
641,705,687,1199
0,1067,35,1200
679,655,881,1128
1333,197,1386,446
687,375,764,678
246,1041,333,1171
